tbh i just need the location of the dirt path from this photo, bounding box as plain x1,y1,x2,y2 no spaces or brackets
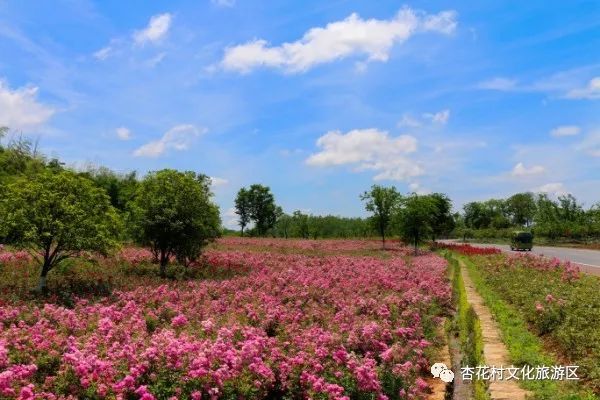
460,261,532,400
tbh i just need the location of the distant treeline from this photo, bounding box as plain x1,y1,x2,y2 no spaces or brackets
2,130,599,246
455,193,600,242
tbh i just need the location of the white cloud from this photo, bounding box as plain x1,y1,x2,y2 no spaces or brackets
511,162,545,177
478,77,517,91
398,109,450,128
116,127,131,140
423,109,450,124
576,130,600,157
550,125,580,137
211,0,235,7
221,7,457,73
210,177,229,187
565,77,600,100
306,128,422,182
93,46,112,60
533,182,568,197
397,113,422,128
0,80,55,131
133,13,172,45
133,124,205,157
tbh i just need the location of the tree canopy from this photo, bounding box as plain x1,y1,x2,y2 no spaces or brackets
130,169,221,276
0,170,121,290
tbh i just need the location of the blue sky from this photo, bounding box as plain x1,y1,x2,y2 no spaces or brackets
1,0,599,227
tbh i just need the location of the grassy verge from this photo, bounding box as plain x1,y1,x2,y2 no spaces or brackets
459,255,597,400
445,253,489,400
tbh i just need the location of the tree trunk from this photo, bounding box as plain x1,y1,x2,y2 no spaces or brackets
414,236,418,256
159,250,168,278
37,263,50,293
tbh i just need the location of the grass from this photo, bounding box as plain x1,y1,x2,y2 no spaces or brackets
459,255,597,400
445,253,489,400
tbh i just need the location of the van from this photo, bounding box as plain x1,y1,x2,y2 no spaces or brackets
510,231,533,251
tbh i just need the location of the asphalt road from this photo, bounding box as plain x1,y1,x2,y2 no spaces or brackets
443,240,600,276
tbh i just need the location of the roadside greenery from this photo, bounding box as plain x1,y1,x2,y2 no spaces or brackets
462,254,600,397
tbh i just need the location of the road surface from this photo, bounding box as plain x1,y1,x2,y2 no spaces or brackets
442,240,600,276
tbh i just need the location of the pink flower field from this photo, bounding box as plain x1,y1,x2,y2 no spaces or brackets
0,240,451,399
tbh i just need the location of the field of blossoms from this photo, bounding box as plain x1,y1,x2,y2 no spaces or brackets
0,239,452,399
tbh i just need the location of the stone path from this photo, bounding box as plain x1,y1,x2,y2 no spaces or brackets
460,261,532,400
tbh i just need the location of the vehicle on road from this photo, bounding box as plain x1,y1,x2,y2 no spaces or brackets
510,231,533,251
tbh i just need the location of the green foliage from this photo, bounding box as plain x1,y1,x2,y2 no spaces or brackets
235,184,278,236
0,170,121,290
429,193,455,240
460,256,597,399
234,187,252,236
130,170,220,276
360,185,400,246
394,193,437,253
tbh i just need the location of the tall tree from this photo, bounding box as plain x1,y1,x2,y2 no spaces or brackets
131,170,221,277
0,171,121,291
247,184,277,236
394,194,436,255
506,192,537,226
234,188,251,236
360,185,400,248
428,193,455,241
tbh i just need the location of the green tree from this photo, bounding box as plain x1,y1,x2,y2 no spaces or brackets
291,210,310,238
360,185,400,248
428,193,455,241
394,194,436,254
506,192,537,226
131,170,221,277
234,187,252,236
246,184,277,236
0,171,121,291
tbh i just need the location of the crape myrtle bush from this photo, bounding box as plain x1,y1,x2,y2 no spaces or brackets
0,241,451,399
430,242,501,256
471,253,600,392
214,237,415,255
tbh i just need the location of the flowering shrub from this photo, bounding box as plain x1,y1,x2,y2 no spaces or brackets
0,246,32,265
214,237,415,256
470,253,600,392
431,242,501,255
0,244,451,399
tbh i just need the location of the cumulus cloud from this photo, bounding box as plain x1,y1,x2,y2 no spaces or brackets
565,77,600,100
0,80,55,131
423,109,450,124
511,162,545,177
478,77,517,91
221,7,457,73
133,124,205,157
116,127,131,140
210,177,229,187
306,128,422,181
550,125,580,137
133,13,172,45
533,182,568,196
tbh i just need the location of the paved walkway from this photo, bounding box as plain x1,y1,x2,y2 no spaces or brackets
461,261,531,400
